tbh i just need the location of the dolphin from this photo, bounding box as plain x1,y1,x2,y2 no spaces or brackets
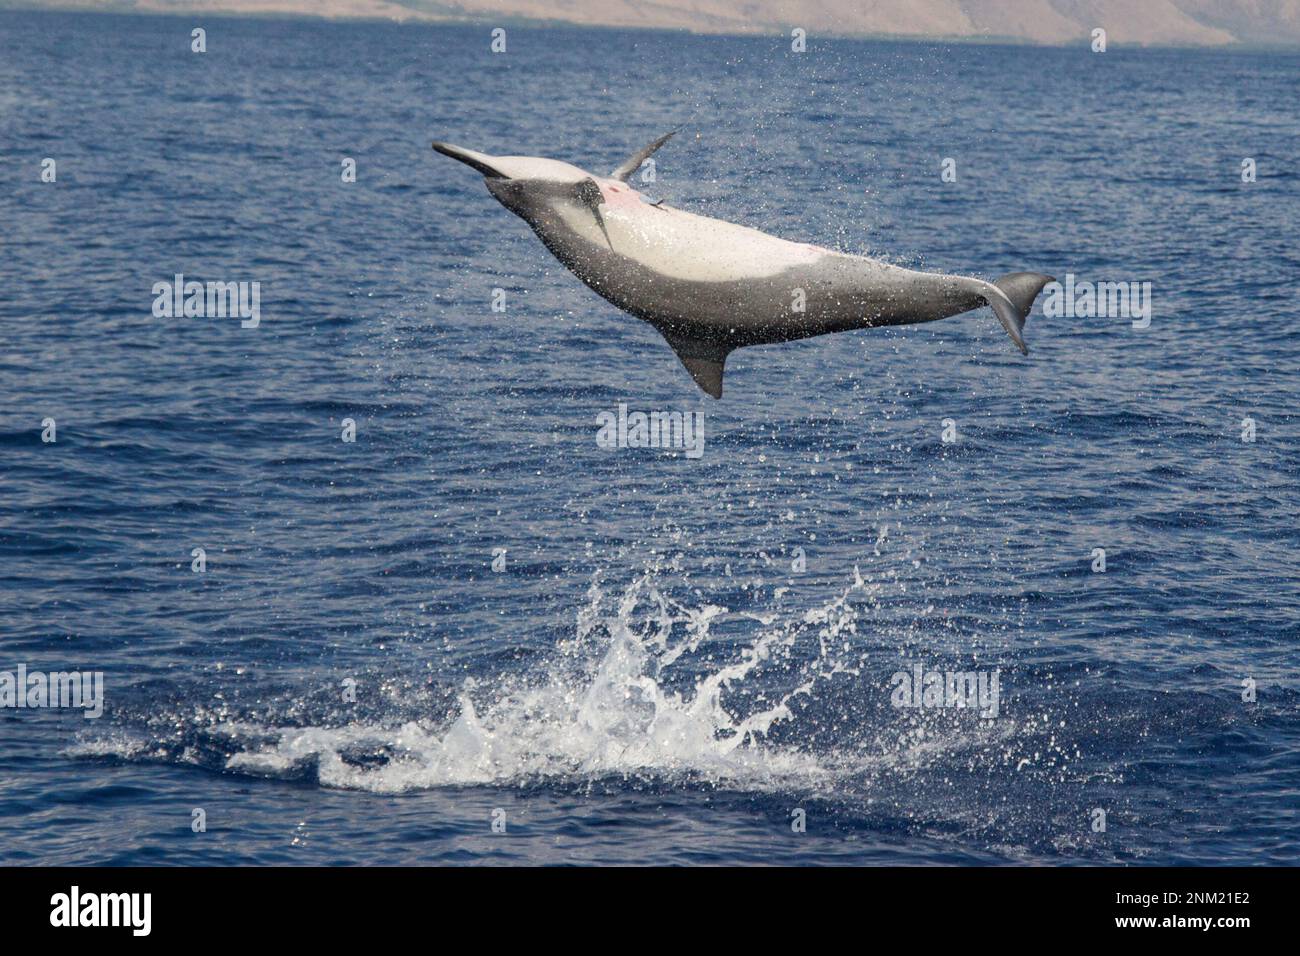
432,133,1053,398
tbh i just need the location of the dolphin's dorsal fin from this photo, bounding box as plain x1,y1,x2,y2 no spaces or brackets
659,330,730,398
611,130,677,183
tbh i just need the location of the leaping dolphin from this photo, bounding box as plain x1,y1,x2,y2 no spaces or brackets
432,133,1053,398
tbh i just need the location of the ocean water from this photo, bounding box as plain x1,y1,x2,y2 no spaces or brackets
1,10,1297,866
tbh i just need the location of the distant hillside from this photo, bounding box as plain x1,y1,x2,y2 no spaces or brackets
11,0,1300,47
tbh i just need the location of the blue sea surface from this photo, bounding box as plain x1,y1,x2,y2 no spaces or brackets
1,10,1297,865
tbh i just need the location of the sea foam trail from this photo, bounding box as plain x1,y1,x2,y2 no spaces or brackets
220,569,873,793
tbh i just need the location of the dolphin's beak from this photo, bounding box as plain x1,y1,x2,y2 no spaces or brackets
431,141,510,179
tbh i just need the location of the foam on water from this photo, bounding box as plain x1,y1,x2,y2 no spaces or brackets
211,569,873,792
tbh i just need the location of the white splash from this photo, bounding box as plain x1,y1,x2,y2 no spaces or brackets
221,569,873,793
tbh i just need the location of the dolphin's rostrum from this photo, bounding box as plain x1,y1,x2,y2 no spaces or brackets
432,134,1054,398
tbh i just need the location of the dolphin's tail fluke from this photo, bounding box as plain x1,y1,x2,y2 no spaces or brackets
984,272,1055,355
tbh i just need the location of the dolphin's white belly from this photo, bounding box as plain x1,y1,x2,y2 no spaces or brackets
555,180,830,283
604,205,826,282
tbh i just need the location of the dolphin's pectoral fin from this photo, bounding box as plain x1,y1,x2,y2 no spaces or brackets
660,330,731,399
611,130,678,183
575,178,614,250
